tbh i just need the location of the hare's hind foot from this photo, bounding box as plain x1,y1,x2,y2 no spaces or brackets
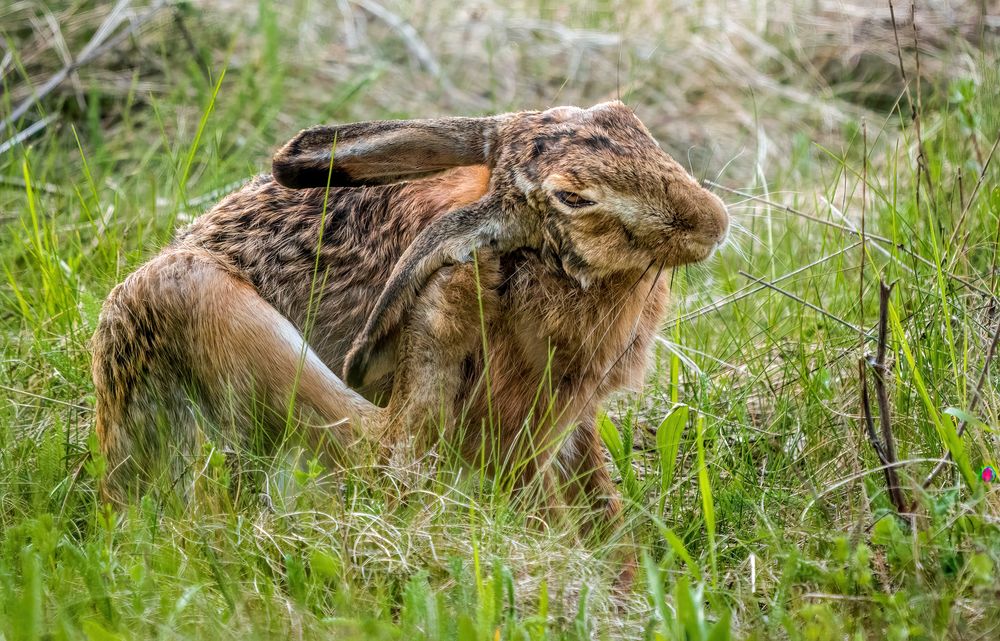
92,249,377,502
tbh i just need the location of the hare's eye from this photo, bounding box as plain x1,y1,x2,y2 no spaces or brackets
554,191,596,208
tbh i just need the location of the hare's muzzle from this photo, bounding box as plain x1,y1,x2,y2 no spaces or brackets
670,184,729,264
700,191,730,246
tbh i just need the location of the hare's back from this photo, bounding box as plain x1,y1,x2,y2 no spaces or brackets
174,173,466,375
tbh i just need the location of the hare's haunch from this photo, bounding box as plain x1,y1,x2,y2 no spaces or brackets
92,101,728,540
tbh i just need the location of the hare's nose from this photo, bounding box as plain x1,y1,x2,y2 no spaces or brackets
676,185,729,245
704,191,729,244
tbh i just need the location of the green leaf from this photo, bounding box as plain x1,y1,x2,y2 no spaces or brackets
308,549,340,581
707,610,732,641
943,406,984,428
655,519,702,581
598,413,639,501
642,551,671,637
674,577,703,639
82,620,125,641
888,303,978,488
695,415,717,585
598,412,624,461
656,404,689,516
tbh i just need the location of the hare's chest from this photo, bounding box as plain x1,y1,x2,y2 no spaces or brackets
496,258,668,390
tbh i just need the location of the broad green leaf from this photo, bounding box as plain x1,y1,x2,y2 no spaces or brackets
707,610,732,641
657,403,689,516
943,406,984,428
598,412,624,461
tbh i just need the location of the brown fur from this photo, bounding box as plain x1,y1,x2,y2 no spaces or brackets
92,102,727,546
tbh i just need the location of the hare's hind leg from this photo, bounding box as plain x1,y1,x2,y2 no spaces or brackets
378,253,501,457
92,250,376,502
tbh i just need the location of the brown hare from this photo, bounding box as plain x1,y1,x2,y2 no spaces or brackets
92,101,728,540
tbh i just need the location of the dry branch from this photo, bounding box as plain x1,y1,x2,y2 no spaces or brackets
859,281,909,518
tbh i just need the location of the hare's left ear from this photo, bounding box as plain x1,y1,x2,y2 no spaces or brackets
272,116,505,189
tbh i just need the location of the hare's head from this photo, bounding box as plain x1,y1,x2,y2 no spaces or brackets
490,101,728,283
272,102,728,386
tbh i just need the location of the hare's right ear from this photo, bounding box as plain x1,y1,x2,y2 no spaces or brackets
272,116,505,189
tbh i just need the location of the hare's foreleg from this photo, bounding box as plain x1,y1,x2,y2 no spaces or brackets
92,249,377,501
557,415,637,585
557,415,623,541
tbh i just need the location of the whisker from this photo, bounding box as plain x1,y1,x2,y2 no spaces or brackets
713,148,746,185
672,241,862,324
728,221,765,247
721,237,750,263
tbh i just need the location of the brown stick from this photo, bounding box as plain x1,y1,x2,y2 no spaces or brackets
859,359,886,464
858,282,908,518
874,282,907,514
949,133,1000,258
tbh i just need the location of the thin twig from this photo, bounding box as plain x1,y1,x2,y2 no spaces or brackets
859,361,887,465
0,384,92,412
921,318,1000,489
909,3,930,225
0,113,57,155
706,180,996,302
948,132,1000,254
801,457,950,522
819,195,915,278
739,271,871,340
674,241,861,324
888,0,912,109
0,174,63,195
707,180,895,242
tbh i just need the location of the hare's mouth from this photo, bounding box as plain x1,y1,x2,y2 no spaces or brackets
689,221,729,259
663,236,722,267
689,240,719,261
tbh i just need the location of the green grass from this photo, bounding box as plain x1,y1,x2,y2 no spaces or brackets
1,1,999,639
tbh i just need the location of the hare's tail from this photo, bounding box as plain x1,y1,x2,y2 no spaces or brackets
91,249,377,502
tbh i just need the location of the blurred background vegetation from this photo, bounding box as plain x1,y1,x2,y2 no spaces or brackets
1,1,999,639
